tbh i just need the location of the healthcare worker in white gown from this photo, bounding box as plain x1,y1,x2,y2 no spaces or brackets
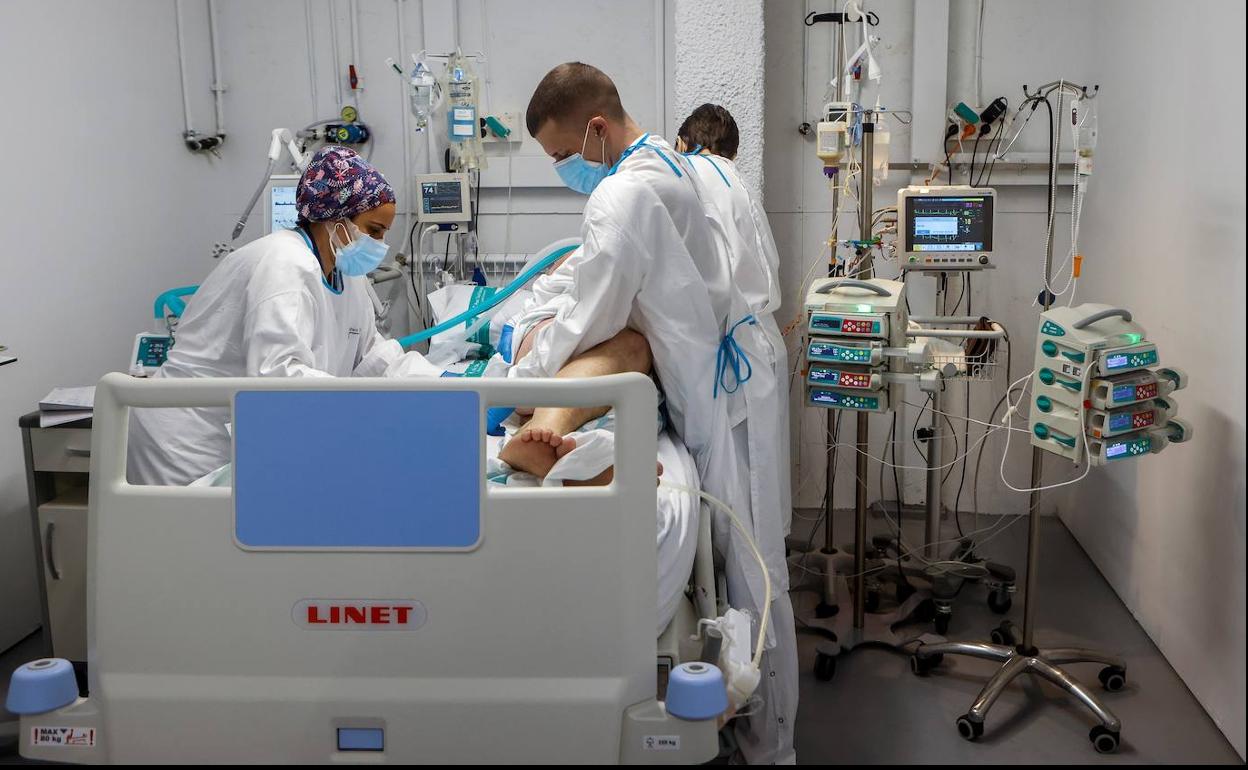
128,147,429,486
509,63,795,764
677,104,798,764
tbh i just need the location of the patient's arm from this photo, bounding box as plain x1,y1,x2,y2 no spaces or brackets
498,327,652,479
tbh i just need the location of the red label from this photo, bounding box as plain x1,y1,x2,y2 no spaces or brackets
841,372,871,388
306,604,414,625
1132,411,1156,429
1135,383,1157,400
293,599,427,631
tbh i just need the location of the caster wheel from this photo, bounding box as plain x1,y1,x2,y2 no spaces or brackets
1090,725,1120,754
956,715,984,741
910,651,943,676
864,590,881,613
990,621,1019,646
987,589,1012,614
1098,665,1127,692
934,612,951,635
814,651,837,682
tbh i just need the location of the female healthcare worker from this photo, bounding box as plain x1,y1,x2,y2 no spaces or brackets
128,146,431,486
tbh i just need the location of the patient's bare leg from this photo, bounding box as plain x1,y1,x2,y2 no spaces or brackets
499,328,652,479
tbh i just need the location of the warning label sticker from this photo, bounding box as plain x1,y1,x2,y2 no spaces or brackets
31,727,96,747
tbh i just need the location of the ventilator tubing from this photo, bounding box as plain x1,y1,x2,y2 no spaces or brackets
397,239,581,349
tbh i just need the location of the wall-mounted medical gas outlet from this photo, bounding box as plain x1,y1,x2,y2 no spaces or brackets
480,112,520,143
803,278,906,413
1030,303,1191,463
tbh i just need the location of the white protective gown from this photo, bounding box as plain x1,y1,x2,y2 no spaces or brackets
505,135,740,497
684,151,798,764
127,229,431,486
506,135,792,763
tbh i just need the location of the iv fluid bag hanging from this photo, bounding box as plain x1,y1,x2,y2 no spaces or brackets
872,125,890,183
409,58,436,132
441,51,486,171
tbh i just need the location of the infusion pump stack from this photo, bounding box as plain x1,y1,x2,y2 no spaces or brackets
1029,305,1192,465
803,278,908,414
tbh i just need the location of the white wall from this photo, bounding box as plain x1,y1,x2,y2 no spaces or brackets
1058,0,1246,758
763,0,1099,518
0,0,667,650
673,0,766,195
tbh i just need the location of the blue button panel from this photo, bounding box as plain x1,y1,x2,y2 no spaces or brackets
337,728,384,752
234,390,481,549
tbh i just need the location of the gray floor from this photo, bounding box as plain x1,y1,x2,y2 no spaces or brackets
1,512,1240,764
789,509,1242,764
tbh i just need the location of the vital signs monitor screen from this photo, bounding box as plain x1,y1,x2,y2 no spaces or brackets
905,195,994,253
269,183,299,233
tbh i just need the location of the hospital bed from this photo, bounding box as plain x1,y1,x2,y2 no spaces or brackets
7,372,732,764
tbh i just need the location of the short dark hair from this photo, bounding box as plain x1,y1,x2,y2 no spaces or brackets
677,104,739,159
526,62,627,137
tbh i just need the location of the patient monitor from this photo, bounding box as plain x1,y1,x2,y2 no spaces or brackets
898,185,996,270
416,172,472,224
264,174,301,234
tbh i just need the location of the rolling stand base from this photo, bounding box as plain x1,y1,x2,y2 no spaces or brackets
911,639,1127,753
807,573,945,681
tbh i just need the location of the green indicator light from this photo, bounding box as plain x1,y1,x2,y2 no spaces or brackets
856,304,872,313
1124,333,1142,344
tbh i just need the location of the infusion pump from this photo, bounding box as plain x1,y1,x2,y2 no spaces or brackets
802,278,907,413
1029,304,1192,465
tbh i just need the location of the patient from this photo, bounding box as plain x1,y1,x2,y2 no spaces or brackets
499,324,655,484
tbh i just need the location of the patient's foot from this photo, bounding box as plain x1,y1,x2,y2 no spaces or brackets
554,435,578,459
499,426,566,478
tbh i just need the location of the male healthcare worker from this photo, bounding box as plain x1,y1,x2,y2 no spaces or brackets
506,63,795,764
128,147,431,486
677,103,798,765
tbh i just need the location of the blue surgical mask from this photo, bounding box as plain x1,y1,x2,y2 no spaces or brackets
330,221,390,276
553,122,610,195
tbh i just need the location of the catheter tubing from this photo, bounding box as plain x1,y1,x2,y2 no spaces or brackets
395,240,581,349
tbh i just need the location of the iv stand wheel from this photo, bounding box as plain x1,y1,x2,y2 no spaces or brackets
989,620,1020,646
987,586,1013,614
1090,725,1121,754
1098,665,1127,692
956,714,984,741
909,647,943,676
